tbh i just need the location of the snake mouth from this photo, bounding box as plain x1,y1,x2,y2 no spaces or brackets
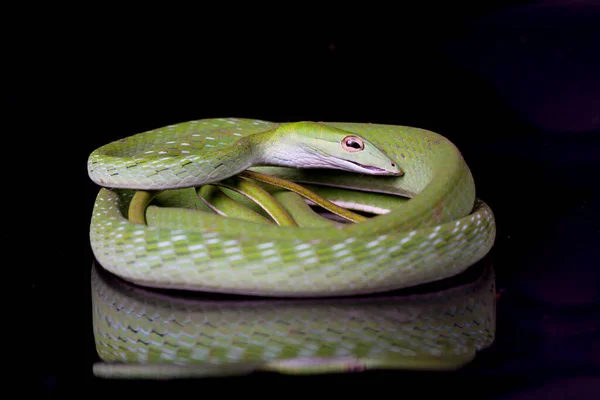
346,160,400,175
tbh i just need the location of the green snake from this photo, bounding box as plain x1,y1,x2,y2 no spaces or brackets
88,118,496,297
92,261,496,378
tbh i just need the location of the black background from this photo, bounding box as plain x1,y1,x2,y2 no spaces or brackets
11,1,599,397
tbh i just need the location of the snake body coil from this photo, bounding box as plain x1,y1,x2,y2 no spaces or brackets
88,118,496,297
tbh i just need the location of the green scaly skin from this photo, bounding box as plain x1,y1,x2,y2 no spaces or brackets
88,118,496,297
197,185,276,225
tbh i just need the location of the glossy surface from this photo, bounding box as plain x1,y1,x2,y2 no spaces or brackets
92,261,496,378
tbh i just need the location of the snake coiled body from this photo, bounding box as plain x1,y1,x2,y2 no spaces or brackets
88,118,496,297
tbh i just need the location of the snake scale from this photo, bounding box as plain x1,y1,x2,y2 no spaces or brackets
88,118,496,297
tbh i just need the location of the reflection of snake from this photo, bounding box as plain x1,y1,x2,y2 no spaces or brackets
88,118,496,296
92,261,496,378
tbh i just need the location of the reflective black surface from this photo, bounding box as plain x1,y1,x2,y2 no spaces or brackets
90,258,496,379
18,1,600,397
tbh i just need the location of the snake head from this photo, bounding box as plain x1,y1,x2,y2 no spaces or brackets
271,122,403,176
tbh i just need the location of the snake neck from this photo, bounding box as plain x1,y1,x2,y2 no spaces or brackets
248,123,316,169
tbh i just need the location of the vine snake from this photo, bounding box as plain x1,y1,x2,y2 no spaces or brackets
92,261,496,378
88,118,496,297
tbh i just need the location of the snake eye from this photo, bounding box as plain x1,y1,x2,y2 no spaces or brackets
341,136,365,152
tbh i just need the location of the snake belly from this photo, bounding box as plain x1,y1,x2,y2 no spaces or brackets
88,118,496,297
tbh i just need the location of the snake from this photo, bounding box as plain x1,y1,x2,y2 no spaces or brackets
88,118,496,297
91,260,496,379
